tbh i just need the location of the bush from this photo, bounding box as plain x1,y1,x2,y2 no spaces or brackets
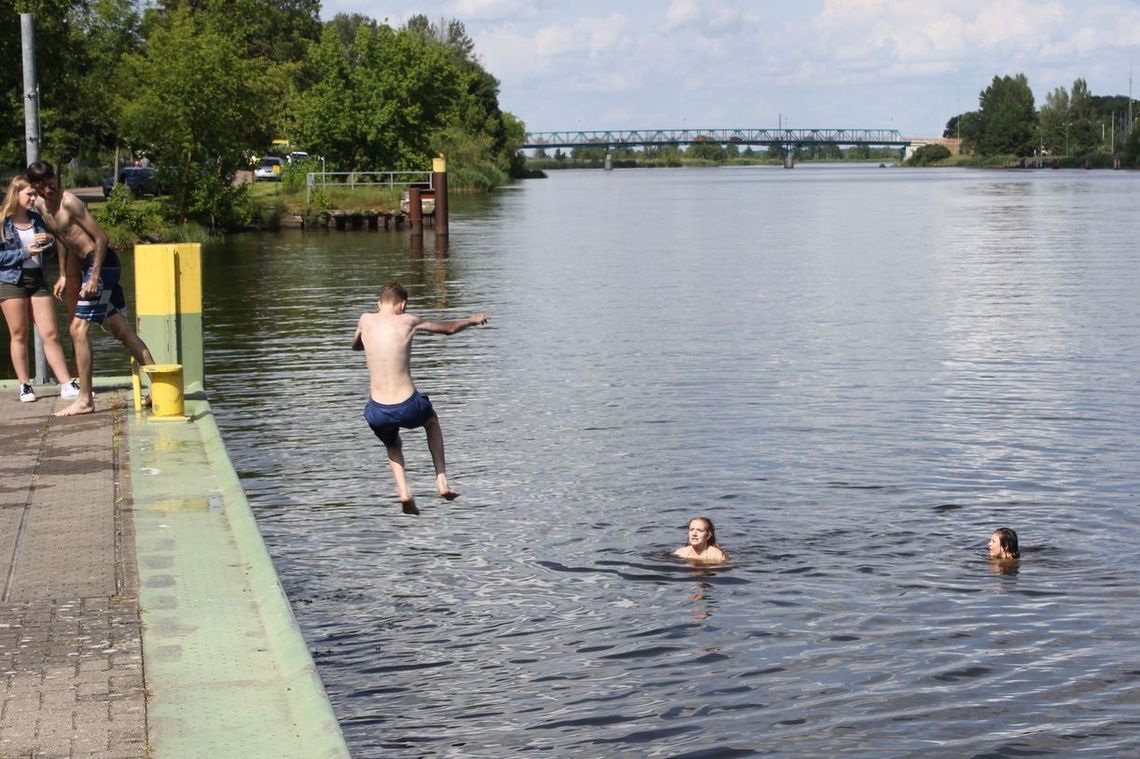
450,164,508,191
281,159,317,193
907,143,952,166
94,185,175,248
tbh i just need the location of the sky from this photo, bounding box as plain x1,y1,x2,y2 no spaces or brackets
316,0,1140,138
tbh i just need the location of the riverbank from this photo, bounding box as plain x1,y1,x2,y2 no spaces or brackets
0,380,349,757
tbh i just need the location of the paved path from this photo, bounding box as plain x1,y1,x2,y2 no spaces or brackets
0,389,147,758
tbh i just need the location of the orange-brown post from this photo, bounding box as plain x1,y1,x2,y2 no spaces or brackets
408,187,423,233
432,155,449,236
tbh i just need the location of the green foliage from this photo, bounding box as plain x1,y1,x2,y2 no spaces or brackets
178,164,255,230
450,164,507,191
281,159,317,192
4,4,523,229
976,74,1037,156
97,182,140,228
687,141,726,161
94,184,171,247
294,23,461,171
907,143,951,166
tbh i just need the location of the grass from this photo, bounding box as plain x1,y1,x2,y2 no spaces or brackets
247,178,403,214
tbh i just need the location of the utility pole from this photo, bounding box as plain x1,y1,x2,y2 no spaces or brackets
21,13,47,384
1129,59,1133,139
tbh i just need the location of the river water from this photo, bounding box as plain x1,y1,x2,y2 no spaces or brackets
196,166,1140,757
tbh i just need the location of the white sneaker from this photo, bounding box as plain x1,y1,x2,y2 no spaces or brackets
60,378,80,399
19,383,36,403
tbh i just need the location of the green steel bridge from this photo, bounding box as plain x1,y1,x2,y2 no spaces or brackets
521,128,911,151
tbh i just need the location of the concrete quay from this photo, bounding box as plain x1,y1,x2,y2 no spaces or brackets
0,381,348,758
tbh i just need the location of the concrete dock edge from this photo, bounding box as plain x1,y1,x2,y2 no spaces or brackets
127,395,349,757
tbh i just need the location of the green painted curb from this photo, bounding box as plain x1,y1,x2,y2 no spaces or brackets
128,398,349,757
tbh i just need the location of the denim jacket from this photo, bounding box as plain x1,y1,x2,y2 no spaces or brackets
0,211,52,284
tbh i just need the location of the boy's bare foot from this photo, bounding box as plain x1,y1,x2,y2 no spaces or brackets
400,498,420,515
54,398,95,416
435,474,458,500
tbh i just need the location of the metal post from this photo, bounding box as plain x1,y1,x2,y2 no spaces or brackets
21,13,48,385
432,155,448,236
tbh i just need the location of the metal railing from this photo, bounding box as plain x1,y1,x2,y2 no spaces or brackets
305,171,433,206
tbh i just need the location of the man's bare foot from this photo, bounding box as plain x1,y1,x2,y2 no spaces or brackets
54,398,95,417
400,498,420,515
440,489,459,501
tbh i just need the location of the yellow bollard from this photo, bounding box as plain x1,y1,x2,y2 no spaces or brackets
141,363,188,421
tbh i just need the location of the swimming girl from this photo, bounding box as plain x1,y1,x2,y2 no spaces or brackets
988,527,1020,561
674,516,728,563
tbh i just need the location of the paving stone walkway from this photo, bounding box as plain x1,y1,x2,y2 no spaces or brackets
0,389,148,758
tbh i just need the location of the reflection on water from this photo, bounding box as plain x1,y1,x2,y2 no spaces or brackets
202,167,1140,757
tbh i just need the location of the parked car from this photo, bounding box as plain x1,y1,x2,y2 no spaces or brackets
102,167,160,198
286,151,309,164
254,156,284,181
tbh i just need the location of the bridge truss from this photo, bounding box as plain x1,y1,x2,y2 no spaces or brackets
522,128,910,150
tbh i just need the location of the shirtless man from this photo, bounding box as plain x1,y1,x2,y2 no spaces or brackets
352,281,487,514
27,161,155,416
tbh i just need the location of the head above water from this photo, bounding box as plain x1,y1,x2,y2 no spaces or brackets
687,516,717,548
989,527,1019,560
379,281,408,307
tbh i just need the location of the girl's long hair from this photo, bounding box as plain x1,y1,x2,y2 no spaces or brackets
0,176,31,221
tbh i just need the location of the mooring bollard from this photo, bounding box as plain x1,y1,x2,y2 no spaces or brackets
142,363,188,421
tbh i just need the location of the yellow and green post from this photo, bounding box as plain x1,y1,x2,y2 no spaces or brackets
134,243,204,395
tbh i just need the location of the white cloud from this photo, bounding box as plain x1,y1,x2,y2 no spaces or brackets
445,0,538,22
663,0,700,30
320,0,1140,135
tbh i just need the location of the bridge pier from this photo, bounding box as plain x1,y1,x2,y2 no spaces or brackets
784,151,794,169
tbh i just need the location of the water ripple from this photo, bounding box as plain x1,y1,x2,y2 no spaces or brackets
199,168,1140,757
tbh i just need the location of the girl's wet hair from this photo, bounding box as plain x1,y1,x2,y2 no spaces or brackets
690,516,717,547
993,527,1019,559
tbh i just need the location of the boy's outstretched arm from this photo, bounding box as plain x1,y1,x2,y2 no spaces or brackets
417,313,489,335
351,321,364,350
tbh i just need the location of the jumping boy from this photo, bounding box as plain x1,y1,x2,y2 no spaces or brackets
353,282,487,514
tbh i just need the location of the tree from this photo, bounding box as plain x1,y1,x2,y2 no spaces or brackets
976,74,1036,156
1066,78,1098,155
1038,85,1069,155
116,5,286,222
0,0,141,166
293,23,461,170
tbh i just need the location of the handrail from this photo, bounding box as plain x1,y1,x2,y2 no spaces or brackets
305,171,433,205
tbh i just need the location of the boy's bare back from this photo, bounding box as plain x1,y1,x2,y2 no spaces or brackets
355,311,421,404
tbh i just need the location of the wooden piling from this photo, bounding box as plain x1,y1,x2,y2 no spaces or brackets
409,187,423,233
433,156,449,236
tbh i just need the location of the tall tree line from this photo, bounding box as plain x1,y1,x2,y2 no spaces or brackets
0,1,524,222
946,74,1140,160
